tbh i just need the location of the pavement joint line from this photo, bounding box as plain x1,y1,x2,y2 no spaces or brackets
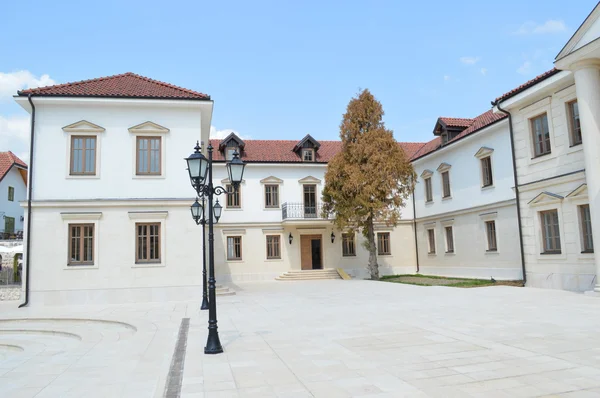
164,317,190,398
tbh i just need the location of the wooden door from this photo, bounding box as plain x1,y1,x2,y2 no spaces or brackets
300,234,321,270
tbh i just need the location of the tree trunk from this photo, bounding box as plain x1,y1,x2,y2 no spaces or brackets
366,215,379,280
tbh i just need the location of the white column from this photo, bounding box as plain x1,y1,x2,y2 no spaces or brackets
573,61,600,292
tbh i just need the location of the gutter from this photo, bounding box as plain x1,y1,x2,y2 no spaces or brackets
492,100,527,285
411,188,419,273
19,95,35,308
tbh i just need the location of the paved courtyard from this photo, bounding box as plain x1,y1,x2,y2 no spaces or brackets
1,280,600,397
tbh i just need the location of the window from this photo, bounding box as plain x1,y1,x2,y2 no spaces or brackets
226,147,238,161
7,186,14,201
70,136,96,175
342,233,356,256
540,210,561,254
486,221,497,252
226,184,241,208
427,229,436,254
530,113,551,157
580,205,594,253
445,226,454,253
69,224,94,265
302,149,314,162
136,137,161,175
424,178,433,202
265,185,279,208
481,157,493,187
266,235,281,259
136,223,161,263
568,100,582,146
227,236,242,260
377,232,390,255
4,216,15,234
442,171,451,198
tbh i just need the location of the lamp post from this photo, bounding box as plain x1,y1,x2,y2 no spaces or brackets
190,196,211,311
185,142,245,354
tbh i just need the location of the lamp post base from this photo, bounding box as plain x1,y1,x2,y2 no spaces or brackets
204,330,223,354
200,296,209,310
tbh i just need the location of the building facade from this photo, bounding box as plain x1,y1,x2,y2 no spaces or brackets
411,112,522,280
0,151,27,238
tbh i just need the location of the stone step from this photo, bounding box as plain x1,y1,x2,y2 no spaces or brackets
276,269,342,281
215,284,236,296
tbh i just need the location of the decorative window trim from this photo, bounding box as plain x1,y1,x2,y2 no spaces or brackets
424,177,433,203
261,176,282,210
436,162,452,172
566,99,582,147
222,229,247,235
264,184,280,209
61,214,101,269
298,176,321,184
440,218,454,227
62,120,105,133
440,170,452,199
129,214,167,267
128,121,170,135
265,234,282,260
522,100,556,165
260,176,284,184
533,205,566,260
226,184,242,210
479,155,494,189
69,135,98,176
566,184,588,201
221,178,247,185
528,192,564,207
129,122,168,179
474,147,494,159
479,211,498,222
420,169,433,179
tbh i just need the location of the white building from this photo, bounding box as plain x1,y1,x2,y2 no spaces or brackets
208,133,423,282
0,151,27,238
15,73,214,305
410,111,523,280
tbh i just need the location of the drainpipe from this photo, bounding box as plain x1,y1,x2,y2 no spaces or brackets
492,100,527,285
19,95,35,308
411,188,420,273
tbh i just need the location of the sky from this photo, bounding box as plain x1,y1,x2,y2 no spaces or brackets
1,0,597,162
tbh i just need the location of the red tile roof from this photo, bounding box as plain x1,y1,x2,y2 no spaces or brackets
410,110,507,161
0,151,27,183
494,68,561,104
209,140,426,163
17,72,210,100
438,117,474,128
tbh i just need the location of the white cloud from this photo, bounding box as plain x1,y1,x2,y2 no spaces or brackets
517,61,532,75
0,115,30,162
0,71,56,102
210,126,250,140
480,68,487,76
460,56,481,65
514,20,566,35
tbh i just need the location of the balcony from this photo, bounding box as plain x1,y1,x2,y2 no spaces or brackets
281,202,329,221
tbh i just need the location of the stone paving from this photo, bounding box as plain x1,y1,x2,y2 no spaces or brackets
1,280,600,397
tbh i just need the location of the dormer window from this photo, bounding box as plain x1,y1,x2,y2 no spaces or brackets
294,134,321,162
218,132,245,161
303,149,314,162
433,117,473,147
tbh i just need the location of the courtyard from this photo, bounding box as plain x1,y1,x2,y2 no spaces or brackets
0,280,600,397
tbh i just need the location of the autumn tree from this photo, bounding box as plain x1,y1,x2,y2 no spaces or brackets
322,89,416,280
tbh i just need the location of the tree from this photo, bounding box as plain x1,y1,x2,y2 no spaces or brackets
322,89,416,280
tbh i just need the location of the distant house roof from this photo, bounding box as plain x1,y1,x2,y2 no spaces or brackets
0,151,27,184
493,68,561,104
411,110,507,161
17,72,210,101
438,117,474,128
209,139,426,163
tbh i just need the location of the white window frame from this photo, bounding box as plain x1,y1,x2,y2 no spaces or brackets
522,98,557,165
532,204,566,260
60,212,102,269
421,169,434,204
262,228,283,262
128,211,168,267
436,163,452,200
480,211,499,254
128,121,169,179
260,176,283,210
566,184,595,260
474,147,494,189
63,120,105,180
425,223,436,255
441,219,455,254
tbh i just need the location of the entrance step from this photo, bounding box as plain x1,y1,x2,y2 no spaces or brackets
215,284,236,296
276,269,342,281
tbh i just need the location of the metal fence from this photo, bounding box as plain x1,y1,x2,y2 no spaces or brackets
282,202,329,220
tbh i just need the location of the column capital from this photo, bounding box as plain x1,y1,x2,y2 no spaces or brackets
570,58,600,72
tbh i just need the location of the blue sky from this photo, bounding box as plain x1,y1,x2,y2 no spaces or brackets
1,0,597,160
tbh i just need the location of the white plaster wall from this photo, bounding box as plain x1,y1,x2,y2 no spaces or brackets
510,82,586,186
0,167,26,232
518,174,596,292
417,203,522,280
413,120,514,218
213,223,416,283
31,101,204,200
26,203,203,305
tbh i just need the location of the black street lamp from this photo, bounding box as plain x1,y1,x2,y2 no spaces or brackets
185,141,245,355
190,197,211,311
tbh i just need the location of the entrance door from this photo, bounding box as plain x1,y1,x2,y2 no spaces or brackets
300,234,322,270
303,184,316,218
4,217,15,234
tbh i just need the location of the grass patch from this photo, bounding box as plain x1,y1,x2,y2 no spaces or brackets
380,274,523,288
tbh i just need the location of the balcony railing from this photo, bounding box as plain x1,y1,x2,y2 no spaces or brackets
282,202,329,220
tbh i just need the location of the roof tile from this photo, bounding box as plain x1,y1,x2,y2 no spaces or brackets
494,68,560,103
0,151,27,182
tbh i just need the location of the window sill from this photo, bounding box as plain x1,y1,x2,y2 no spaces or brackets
481,184,495,191
581,250,594,254
133,262,165,268
445,251,455,255
67,175,100,179
529,152,555,165
425,201,434,205
485,250,499,255
567,144,583,156
427,252,436,256
266,258,283,262
264,207,281,211
540,251,562,255
227,259,244,263
133,175,165,180
442,196,452,201
342,254,357,258
225,208,243,211
64,264,98,270
377,253,391,256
